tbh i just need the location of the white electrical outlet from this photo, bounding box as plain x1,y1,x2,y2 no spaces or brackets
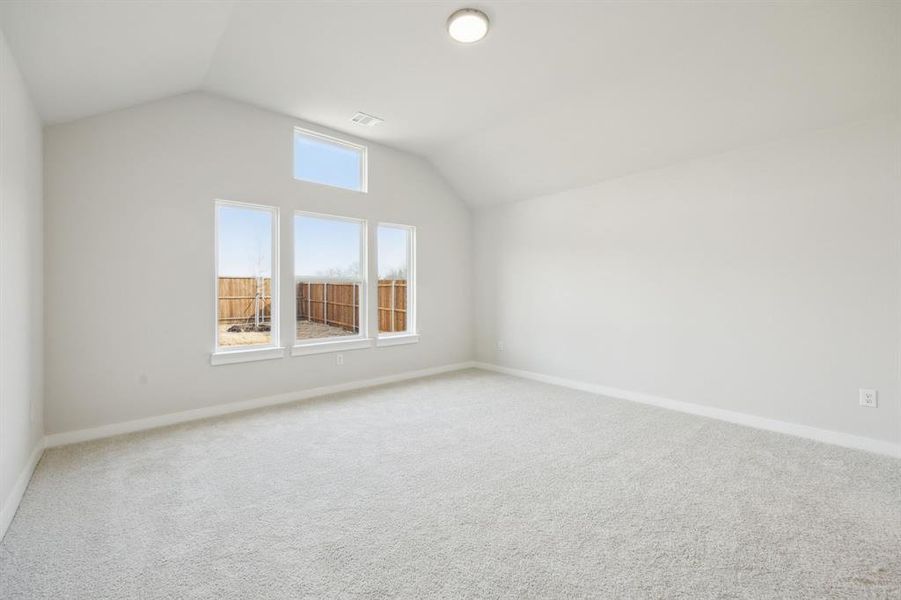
336,354,344,366
859,388,877,408
496,341,505,352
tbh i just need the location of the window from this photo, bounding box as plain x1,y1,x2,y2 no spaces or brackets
377,224,416,340
293,128,367,192
214,201,279,358
294,212,367,349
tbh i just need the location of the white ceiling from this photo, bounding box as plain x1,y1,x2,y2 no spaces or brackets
1,1,899,206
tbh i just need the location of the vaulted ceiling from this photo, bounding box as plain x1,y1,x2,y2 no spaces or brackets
1,1,899,206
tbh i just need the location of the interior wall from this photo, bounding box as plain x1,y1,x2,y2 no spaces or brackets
0,29,44,530
474,115,901,445
44,92,472,435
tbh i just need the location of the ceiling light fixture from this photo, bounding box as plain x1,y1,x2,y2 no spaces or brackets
447,8,489,44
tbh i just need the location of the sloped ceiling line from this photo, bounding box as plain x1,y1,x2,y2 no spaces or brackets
1,0,898,207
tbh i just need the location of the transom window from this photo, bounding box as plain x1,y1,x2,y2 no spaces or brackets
293,127,367,193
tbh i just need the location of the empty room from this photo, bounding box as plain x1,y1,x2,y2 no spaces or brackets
1,1,899,598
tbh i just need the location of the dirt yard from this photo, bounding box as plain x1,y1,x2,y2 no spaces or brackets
217,324,272,347
218,321,355,347
295,320,356,340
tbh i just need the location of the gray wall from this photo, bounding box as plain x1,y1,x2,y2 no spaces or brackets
44,92,472,435
0,29,44,529
474,116,901,444
36,88,901,449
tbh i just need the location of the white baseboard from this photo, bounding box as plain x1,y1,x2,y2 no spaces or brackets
474,362,901,459
1,440,45,541
45,361,477,448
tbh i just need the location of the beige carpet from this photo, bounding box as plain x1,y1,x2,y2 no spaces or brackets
1,369,899,598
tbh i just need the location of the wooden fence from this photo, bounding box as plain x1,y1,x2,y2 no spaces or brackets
377,280,407,333
295,279,407,333
296,282,360,332
218,278,407,334
217,277,272,324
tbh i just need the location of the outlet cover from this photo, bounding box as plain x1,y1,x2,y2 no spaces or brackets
859,389,877,408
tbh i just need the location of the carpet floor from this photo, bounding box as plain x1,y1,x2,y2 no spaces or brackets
1,369,899,599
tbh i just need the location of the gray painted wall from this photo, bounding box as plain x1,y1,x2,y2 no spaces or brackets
0,28,44,527
37,89,901,451
43,92,472,434
474,116,901,444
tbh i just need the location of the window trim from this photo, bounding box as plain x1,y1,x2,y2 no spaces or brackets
376,222,417,340
212,199,281,363
211,346,285,366
290,337,374,356
293,210,369,351
376,333,420,347
292,127,368,193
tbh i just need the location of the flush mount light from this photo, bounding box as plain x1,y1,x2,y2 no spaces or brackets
447,8,489,44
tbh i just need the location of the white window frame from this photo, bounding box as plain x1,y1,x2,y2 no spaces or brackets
211,199,282,365
292,127,368,193
376,223,418,347
292,211,372,356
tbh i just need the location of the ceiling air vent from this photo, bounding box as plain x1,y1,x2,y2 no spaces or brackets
350,112,384,127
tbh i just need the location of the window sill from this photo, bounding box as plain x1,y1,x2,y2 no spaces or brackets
291,338,374,356
376,333,420,347
210,347,285,366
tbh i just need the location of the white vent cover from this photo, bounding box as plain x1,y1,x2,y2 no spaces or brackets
350,112,384,127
